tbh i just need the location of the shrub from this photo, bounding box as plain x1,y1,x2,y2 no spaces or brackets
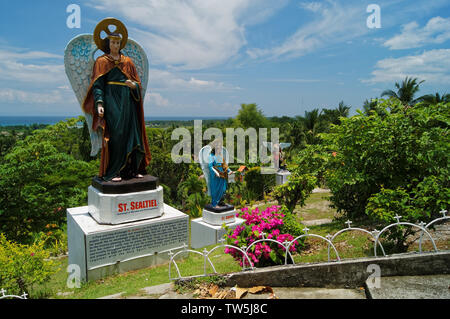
323,100,449,221
322,100,449,252
0,140,96,243
224,205,304,267
272,171,316,212
244,167,275,200
0,234,58,297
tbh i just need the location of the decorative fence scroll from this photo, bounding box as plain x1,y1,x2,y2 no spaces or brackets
168,210,448,281
0,288,28,299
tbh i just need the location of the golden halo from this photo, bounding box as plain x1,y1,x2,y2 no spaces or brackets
93,18,128,53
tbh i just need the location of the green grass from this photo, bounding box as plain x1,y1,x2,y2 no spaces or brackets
293,192,340,221
33,243,241,299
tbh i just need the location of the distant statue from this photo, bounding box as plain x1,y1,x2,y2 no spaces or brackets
263,142,291,172
199,139,234,209
64,18,151,182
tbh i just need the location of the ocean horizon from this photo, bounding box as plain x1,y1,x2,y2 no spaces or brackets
0,115,230,126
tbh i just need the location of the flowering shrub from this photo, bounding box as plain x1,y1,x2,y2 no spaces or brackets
224,205,304,267
0,233,58,296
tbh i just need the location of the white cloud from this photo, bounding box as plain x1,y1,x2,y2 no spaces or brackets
384,16,450,50
363,49,450,84
0,88,70,104
88,0,286,70
298,2,323,13
145,92,169,107
247,1,367,61
148,68,240,91
0,49,66,84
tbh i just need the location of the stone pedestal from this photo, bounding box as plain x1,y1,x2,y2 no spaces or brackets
190,204,244,249
276,170,291,185
202,208,236,226
88,175,163,225
67,203,189,282
190,217,245,249
88,185,164,225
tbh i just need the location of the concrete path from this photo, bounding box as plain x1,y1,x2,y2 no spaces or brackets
99,274,450,299
366,274,450,299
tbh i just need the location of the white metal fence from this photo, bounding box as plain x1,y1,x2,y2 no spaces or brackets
168,210,449,280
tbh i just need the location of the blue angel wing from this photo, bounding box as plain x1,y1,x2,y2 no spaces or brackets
64,34,102,156
199,145,212,196
280,143,291,150
122,38,149,100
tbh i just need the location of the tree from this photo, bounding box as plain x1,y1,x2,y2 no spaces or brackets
234,103,268,129
416,92,450,107
322,101,351,125
297,109,324,145
79,118,92,162
322,99,449,252
0,140,97,243
362,98,378,115
381,76,424,107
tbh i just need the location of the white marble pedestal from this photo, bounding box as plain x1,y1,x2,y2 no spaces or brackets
276,170,291,185
88,185,164,225
67,203,189,282
190,217,245,249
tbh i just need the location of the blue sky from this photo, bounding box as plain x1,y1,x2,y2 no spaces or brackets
0,0,449,117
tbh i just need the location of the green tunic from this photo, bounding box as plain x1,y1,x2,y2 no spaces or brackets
93,67,145,181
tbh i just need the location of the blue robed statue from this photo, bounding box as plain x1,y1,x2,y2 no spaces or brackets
199,139,234,209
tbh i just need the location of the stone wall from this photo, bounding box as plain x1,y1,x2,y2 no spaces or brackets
223,251,450,288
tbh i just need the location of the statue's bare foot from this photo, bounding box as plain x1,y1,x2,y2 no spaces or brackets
135,174,144,178
112,176,122,182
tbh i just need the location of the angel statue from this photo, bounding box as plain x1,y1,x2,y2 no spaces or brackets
64,18,151,182
263,142,291,171
199,139,235,210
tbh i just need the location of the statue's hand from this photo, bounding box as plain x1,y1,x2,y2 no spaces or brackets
97,104,104,117
125,80,137,89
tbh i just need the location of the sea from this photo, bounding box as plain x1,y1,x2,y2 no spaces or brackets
0,116,229,126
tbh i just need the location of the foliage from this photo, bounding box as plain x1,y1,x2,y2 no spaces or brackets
292,144,330,187
322,99,449,251
416,92,450,107
0,136,97,243
224,205,304,267
243,167,275,201
233,103,269,129
381,76,425,107
0,233,58,297
277,205,305,238
272,167,317,212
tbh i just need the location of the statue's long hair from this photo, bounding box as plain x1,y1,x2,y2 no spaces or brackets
104,34,123,55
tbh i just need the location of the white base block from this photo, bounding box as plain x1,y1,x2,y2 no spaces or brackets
202,208,236,226
276,170,291,185
67,203,189,282
190,217,245,249
88,185,164,225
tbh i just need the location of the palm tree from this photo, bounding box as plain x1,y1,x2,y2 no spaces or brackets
322,101,350,125
362,98,378,115
381,76,425,107
416,92,450,106
337,101,350,118
297,109,322,145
